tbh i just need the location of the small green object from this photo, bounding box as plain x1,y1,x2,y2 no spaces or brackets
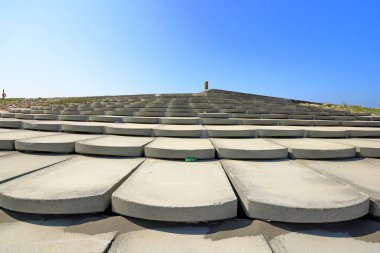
185,157,197,162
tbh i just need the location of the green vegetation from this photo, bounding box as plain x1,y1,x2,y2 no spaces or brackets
50,97,97,105
302,102,380,115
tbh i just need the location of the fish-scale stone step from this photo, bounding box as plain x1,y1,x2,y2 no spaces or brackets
0,152,71,183
105,123,159,136
221,159,369,222
205,125,256,137
112,159,237,222
297,158,380,217
0,118,23,128
0,156,144,214
75,135,154,156
22,120,63,131
144,137,215,159
267,138,356,159
255,126,305,137
61,122,110,134
211,138,288,159
0,130,59,150
343,127,380,137
109,229,271,253
325,138,380,157
15,133,101,153
300,126,347,138
153,125,204,137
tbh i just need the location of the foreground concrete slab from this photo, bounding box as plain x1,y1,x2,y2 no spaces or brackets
222,159,369,223
0,130,59,149
211,138,288,159
144,137,215,159
106,123,159,136
15,133,101,153
0,152,71,183
0,156,144,214
0,151,16,157
108,228,271,253
153,124,204,137
0,222,116,253
267,138,356,159
75,135,154,156
297,158,380,217
112,159,237,222
205,125,257,137
270,230,380,253
325,138,380,157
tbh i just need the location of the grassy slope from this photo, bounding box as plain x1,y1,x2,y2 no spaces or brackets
301,103,380,115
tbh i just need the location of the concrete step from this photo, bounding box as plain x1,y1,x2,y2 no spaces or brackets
324,138,380,158
211,138,288,159
222,159,369,223
0,118,23,128
153,125,204,137
15,133,101,153
0,156,144,214
267,138,356,159
0,152,71,184
75,135,154,156
112,159,237,222
61,122,110,134
256,126,305,137
343,127,380,137
159,117,200,125
0,130,59,150
298,158,380,218
22,120,63,131
205,125,256,137
300,126,347,138
109,229,271,253
144,138,215,159
105,123,159,136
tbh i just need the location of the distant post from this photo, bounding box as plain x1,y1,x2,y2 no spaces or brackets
1,89,6,99
204,81,208,90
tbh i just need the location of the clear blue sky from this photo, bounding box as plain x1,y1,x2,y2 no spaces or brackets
1,0,379,106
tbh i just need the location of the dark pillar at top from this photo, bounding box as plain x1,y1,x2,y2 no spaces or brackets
204,81,208,90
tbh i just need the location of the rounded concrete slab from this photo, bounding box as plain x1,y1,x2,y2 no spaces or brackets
75,135,154,156
160,117,200,125
221,159,369,223
297,158,380,217
153,125,204,137
0,130,59,150
61,122,110,134
22,120,64,131
343,127,380,137
123,116,160,124
211,138,288,159
144,137,215,159
267,138,356,159
15,133,101,153
325,138,380,158
256,126,305,137
0,152,71,184
108,229,271,253
105,123,159,136
112,159,237,222
301,127,347,138
270,231,380,253
205,125,257,137
0,156,144,214
0,118,23,128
